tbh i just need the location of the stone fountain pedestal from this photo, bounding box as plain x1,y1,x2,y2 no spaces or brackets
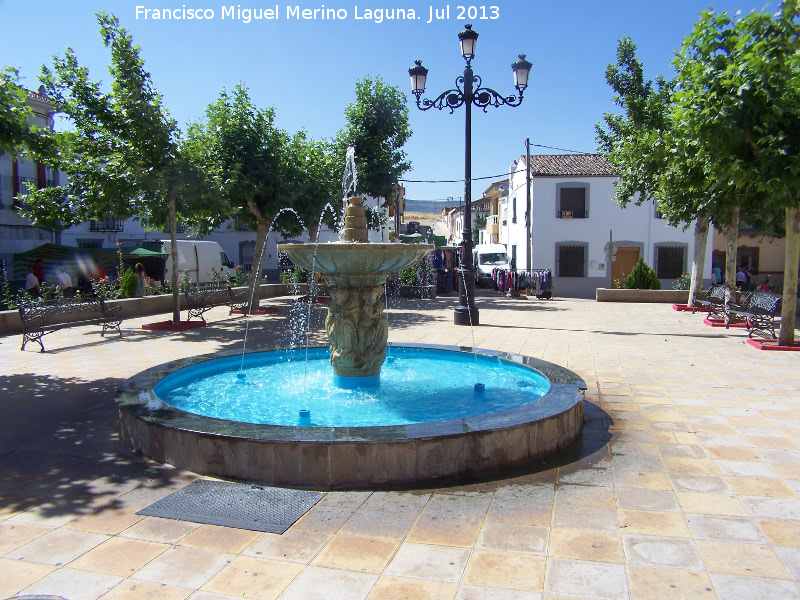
278,198,433,383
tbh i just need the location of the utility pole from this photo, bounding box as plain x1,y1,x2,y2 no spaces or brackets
526,137,531,271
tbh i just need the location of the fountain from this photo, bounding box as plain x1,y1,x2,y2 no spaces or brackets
278,196,431,384
115,153,585,489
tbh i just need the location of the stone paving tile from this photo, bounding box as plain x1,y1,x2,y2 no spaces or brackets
462,549,546,593
549,528,624,563
131,545,235,588
622,535,704,570
180,524,262,554
696,540,792,579
119,515,202,544
0,520,53,555
276,565,378,600
384,542,470,582
311,534,398,574
243,529,331,564
406,514,483,547
103,580,193,600
476,522,549,555
456,587,542,600
710,573,800,600
68,536,169,577
201,555,303,599
19,566,122,600
626,566,717,599
0,557,56,599
545,557,628,599
366,575,459,600
5,527,108,565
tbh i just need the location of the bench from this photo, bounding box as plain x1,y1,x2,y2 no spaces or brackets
692,285,727,319
185,284,249,322
19,297,123,352
728,292,782,339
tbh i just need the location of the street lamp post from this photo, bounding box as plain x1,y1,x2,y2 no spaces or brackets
409,24,531,326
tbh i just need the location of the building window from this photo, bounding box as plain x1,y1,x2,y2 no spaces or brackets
512,197,517,223
557,244,586,277
654,201,665,219
557,185,588,218
656,246,684,279
239,241,255,273
162,223,186,233
511,244,517,270
89,216,124,232
76,239,103,249
738,247,759,274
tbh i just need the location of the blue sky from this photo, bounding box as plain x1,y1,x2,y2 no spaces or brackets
0,0,778,207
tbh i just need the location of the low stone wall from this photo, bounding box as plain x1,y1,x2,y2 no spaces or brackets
595,288,690,303
0,283,305,336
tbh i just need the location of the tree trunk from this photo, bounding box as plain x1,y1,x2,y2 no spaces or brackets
723,205,740,321
244,197,276,311
168,189,180,325
778,205,799,347
688,214,710,307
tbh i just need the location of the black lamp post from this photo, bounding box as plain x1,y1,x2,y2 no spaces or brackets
409,24,531,326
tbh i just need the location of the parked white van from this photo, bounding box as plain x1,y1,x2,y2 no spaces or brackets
473,243,509,287
161,240,235,284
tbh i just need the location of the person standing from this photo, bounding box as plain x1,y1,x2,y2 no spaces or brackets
134,263,148,297
32,258,45,286
57,267,75,297
25,267,40,297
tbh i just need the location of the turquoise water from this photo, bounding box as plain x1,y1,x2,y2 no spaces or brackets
154,347,550,427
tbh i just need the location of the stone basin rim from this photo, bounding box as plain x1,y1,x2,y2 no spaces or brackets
117,343,586,443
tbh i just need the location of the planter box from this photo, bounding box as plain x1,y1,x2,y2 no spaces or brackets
399,285,437,299
595,288,690,303
0,283,305,336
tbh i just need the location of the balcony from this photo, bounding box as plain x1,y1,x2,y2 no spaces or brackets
12,176,39,208
487,215,499,235
90,216,125,232
163,223,187,233
559,210,588,219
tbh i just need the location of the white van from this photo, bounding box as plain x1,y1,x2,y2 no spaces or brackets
473,243,509,287
161,240,235,284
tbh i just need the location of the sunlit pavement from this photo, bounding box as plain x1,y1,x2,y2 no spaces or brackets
1,292,799,600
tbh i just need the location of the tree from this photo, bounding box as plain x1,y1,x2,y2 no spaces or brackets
189,84,297,305
596,38,715,305
673,1,800,344
0,67,46,158
272,133,341,244
336,76,412,206
23,13,222,324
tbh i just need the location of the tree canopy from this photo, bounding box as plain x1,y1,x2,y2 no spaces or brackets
336,76,412,204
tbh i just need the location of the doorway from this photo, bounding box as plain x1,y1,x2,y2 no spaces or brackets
612,246,640,287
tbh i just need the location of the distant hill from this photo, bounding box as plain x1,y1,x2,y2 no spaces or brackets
403,199,457,215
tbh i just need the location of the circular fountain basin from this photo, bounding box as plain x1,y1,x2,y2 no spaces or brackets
117,344,586,489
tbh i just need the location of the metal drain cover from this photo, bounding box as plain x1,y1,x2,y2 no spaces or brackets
137,479,324,533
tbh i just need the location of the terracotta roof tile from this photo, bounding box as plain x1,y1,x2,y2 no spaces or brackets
520,154,616,177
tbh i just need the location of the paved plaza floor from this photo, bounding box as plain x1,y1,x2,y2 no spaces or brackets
1,293,799,600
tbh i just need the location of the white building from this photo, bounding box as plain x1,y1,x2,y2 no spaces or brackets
0,87,61,270
504,154,711,298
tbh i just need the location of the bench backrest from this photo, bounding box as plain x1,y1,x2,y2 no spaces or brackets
709,285,727,299
743,292,782,314
185,285,233,304
19,298,105,325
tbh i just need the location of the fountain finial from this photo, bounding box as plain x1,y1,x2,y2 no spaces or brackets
342,146,358,199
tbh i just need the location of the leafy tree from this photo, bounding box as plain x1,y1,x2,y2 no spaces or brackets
23,13,223,324
0,67,47,158
272,133,341,244
673,1,800,344
336,76,412,206
189,84,298,305
596,38,713,304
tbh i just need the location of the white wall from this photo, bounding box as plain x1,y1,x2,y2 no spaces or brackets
506,163,712,298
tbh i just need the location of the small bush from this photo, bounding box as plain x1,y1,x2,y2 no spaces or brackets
119,268,138,298
625,258,661,290
399,266,421,286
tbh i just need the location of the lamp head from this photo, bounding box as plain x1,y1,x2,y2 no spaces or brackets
458,24,479,60
512,54,532,91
